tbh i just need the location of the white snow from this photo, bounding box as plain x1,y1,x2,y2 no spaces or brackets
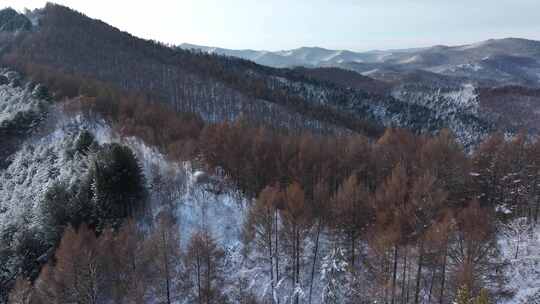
442,83,478,111
399,55,421,64
457,40,490,51
0,112,112,233
361,69,380,76
0,82,44,125
498,220,540,303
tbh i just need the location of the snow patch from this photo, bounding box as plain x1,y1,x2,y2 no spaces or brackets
498,220,540,303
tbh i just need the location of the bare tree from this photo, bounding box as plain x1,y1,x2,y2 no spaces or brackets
184,230,227,304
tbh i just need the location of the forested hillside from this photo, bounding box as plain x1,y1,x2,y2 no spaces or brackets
2,62,540,303
0,4,500,146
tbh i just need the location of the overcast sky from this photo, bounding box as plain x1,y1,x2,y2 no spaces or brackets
2,0,540,51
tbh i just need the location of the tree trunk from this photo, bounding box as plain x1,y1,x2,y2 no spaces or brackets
308,219,322,304
406,253,411,303
162,231,172,304
382,253,388,304
351,233,357,268
534,195,540,223
401,247,408,304
391,244,399,304
269,224,275,304
196,251,202,304
439,243,447,304
515,233,521,259
427,267,436,304
414,240,424,304
295,227,300,304
206,246,211,304
275,209,280,282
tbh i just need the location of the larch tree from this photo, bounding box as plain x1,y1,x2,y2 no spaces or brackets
373,162,410,304
100,220,154,303
525,138,540,222
308,180,330,304
184,231,227,304
449,201,498,295
280,182,310,304
471,133,505,208
147,212,183,304
243,185,282,303
331,175,373,268
419,129,469,206
425,211,454,304
7,278,34,304
34,225,102,304
408,172,447,304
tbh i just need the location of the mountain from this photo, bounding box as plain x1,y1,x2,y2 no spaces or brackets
2,6,539,145
178,43,416,68
0,4,497,146
181,38,540,87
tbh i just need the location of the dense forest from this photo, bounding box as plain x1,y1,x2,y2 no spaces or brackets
1,60,538,304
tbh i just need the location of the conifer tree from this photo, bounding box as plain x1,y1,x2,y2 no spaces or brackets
74,130,97,156
40,182,73,244
332,175,372,268
243,185,281,303
185,230,227,304
35,225,102,303
281,182,310,304
90,143,147,230
147,212,183,304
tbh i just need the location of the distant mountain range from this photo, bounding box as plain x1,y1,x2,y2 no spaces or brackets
180,38,540,87
179,43,427,68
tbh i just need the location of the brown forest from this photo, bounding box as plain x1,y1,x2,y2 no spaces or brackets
3,57,538,304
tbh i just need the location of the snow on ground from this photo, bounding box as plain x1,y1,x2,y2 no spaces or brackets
498,220,540,303
0,97,248,251
0,111,111,232
442,83,479,114
393,83,479,116
178,171,246,247
0,73,46,126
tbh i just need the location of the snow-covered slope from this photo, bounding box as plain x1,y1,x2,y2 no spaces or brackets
498,219,540,303
0,76,356,303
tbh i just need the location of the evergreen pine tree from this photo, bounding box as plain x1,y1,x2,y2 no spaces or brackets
40,182,73,244
91,143,147,229
74,130,97,156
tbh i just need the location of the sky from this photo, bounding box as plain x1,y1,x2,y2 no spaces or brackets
2,0,540,52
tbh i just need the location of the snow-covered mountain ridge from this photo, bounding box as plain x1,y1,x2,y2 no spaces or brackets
180,38,540,87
